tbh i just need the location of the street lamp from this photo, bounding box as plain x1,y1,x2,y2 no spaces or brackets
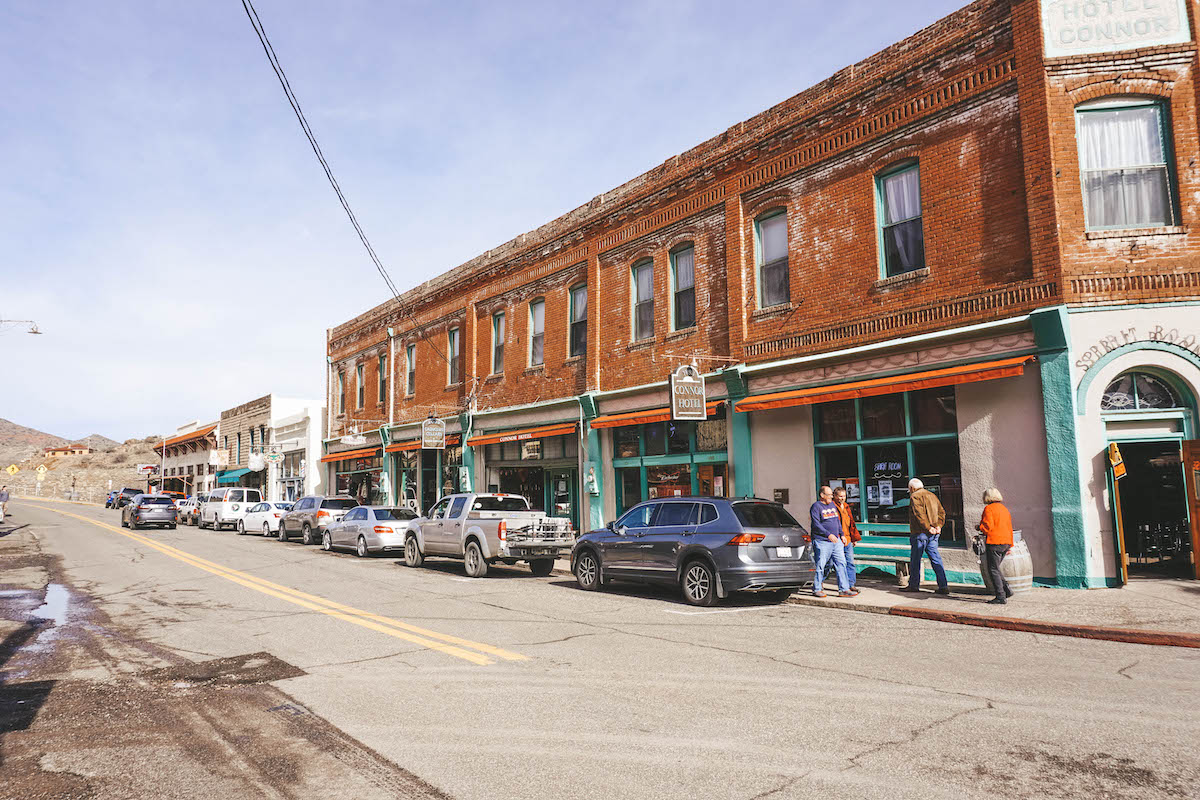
0,318,43,335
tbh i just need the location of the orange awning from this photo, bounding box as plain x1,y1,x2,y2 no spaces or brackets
384,435,462,453
465,423,577,447
319,446,381,463
154,424,217,453
589,400,724,429
734,355,1036,413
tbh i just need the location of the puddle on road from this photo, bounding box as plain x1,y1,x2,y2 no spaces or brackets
32,584,69,626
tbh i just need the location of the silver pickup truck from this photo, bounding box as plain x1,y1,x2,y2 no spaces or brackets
402,492,575,578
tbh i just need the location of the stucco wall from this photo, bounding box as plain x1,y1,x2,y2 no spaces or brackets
957,368,1055,579
750,405,815,522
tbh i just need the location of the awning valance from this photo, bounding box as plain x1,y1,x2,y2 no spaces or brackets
384,435,462,453
217,468,251,485
734,355,1036,413
154,424,218,453
589,400,724,430
465,423,577,447
319,446,382,464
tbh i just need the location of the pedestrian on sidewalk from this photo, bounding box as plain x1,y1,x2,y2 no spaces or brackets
809,485,853,598
833,487,861,596
902,478,949,595
976,487,1015,605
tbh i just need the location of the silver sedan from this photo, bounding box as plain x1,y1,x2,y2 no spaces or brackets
321,506,418,557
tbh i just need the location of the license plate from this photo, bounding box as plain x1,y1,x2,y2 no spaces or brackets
775,547,792,557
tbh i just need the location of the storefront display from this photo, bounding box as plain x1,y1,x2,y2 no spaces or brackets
333,454,384,505
483,433,579,529
613,407,728,514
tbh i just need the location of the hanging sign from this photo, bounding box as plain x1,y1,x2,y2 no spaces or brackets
1108,442,1127,480
670,364,707,421
421,418,447,450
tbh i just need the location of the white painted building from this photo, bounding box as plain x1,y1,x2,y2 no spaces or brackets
269,403,326,501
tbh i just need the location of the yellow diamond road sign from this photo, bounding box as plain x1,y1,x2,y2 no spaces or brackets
35,464,48,475
5,464,17,476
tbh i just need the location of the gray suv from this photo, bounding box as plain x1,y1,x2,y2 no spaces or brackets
278,495,358,544
571,497,815,606
121,494,178,530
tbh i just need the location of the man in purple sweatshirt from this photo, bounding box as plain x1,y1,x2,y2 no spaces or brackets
809,485,853,597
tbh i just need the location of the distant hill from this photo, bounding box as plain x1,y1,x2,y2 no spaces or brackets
0,418,68,466
79,434,120,452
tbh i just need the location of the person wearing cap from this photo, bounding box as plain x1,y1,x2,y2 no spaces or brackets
976,487,1015,605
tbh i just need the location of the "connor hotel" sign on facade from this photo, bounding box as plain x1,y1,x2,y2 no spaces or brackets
1041,0,1190,58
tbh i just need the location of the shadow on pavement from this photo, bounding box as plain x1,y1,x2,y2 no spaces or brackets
546,578,794,608
0,525,30,539
0,620,56,765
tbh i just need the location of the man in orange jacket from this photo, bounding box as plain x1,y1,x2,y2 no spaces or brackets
833,486,860,595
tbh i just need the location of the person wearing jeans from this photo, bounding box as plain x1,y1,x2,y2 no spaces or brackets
809,485,853,597
903,478,949,594
976,487,1015,604
833,487,860,591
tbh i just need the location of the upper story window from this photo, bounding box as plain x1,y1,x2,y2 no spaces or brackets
1101,371,1185,411
356,363,365,408
406,344,415,395
755,210,789,308
1076,98,1176,230
378,354,386,403
448,328,461,385
632,260,654,341
530,299,545,366
671,244,696,330
569,284,587,358
337,372,345,414
492,311,505,374
878,162,924,277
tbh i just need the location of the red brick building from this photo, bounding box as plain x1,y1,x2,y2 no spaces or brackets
326,0,1200,588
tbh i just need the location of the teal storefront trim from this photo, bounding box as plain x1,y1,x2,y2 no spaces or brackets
458,413,475,492
1074,340,1200,414
721,367,753,497
1031,307,1089,589
579,393,605,531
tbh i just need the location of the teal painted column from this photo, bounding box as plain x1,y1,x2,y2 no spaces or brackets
458,413,475,492
578,393,605,530
1031,307,1089,588
720,368,754,498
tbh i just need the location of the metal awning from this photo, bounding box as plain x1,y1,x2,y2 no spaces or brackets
217,468,251,484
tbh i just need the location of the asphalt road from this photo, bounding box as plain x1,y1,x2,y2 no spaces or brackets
3,499,1199,800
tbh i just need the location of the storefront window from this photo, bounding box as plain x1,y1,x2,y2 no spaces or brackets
815,386,963,542
648,464,691,499
441,446,463,496
615,428,640,459
397,450,418,508
335,455,383,505
619,467,643,509
696,416,727,452
482,433,580,529
611,406,729,513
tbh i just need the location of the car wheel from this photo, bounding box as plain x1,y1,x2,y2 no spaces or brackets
681,559,717,607
263,522,271,537
321,531,332,551
575,550,601,591
356,536,369,558
529,558,555,577
464,540,488,578
130,519,140,531
277,522,288,542
237,520,245,535
301,523,315,545
404,535,424,568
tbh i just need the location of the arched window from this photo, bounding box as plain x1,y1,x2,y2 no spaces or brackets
1076,97,1176,230
1101,371,1184,411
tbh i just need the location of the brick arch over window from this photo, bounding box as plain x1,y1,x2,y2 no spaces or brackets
1067,76,1174,105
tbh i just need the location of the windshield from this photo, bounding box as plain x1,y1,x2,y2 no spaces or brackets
141,497,174,506
374,508,418,521
732,502,802,528
472,496,531,512
273,503,292,511
322,498,359,510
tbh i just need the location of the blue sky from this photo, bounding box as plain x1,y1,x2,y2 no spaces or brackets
0,0,966,441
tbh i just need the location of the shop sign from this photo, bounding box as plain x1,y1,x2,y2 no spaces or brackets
669,364,706,421
422,418,447,450
773,488,789,504
1076,325,1200,373
521,440,541,460
1108,442,1127,480
1041,0,1189,58
136,463,157,475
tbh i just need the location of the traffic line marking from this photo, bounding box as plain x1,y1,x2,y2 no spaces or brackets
31,504,527,666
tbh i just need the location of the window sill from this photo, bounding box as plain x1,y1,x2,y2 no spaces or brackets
485,373,504,384
565,355,585,365
444,382,463,391
404,393,415,399
523,365,546,376
664,327,697,343
873,266,930,290
751,303,796,321
627,339,655,352
1084,225,1186,240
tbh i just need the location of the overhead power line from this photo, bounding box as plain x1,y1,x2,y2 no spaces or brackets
239,0,452,370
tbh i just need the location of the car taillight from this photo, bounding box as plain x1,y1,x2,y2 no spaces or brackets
728,533,765,545
373,526,392,534
317,510,330,519
273,514,281,518
498,521,506,541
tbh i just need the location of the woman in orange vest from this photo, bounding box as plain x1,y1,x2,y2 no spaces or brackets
976,487,1014,605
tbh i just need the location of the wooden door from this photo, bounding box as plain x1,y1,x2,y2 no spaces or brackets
1183,440,1200,580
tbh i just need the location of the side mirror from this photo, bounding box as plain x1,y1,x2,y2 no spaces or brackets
606,520,616,532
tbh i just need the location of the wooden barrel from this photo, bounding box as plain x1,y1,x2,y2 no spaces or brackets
980,538,1034,596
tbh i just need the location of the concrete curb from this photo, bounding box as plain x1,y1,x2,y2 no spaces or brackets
14,495,103,508
787,593,1200,649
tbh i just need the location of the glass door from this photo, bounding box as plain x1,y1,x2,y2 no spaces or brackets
546,468,578,532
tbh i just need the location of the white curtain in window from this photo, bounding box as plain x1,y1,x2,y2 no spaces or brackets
635,264,652,301
1079,107,1170,228
883,168,921,224
674,248,694,290
760,214,787,263
1078,107,1162,169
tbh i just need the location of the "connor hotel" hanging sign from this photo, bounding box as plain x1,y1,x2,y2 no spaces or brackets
1041,0,1190,58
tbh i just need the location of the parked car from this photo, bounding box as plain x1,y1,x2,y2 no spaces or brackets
121,493,177,530
177,496,203,526
570,497,815,607
104,490,118,508
240,501,294,535
322,506,419,556
278,496,359,544
402,493,574,577
113,487,144,510
199,487,263,531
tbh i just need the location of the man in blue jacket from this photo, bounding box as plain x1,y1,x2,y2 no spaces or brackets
809,485,853,598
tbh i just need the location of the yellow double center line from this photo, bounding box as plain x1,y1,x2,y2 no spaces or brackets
36,505,525,666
